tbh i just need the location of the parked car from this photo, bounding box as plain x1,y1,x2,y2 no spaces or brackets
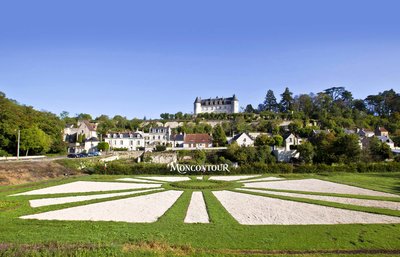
67,153,78,158
92,152,102,156
77,153,88,158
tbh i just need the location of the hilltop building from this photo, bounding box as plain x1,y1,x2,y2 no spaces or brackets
194,95,239,115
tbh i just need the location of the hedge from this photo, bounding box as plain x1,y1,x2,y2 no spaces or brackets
85,161,400,175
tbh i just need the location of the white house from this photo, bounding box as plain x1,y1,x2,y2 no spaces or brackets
183,134,213,148
194,95,239,115
144,126,171,146
283,133,303,151
377,136,395,149
357,128,375,138
84,137,99,153
63,120,98,153
229,133,254,147
105,132,145,151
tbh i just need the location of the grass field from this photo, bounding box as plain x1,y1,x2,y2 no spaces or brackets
1,172,400,256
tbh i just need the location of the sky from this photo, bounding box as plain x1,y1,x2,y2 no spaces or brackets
0,0,400,119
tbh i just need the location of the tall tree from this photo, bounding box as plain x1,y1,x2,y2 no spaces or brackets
212,125,227,147
280,87,294,112
264,90,278,112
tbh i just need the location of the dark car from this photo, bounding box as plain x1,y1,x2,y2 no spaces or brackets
77,153,88,158
67,153,78,158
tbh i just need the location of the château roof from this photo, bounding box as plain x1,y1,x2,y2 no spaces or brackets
194,94,238,106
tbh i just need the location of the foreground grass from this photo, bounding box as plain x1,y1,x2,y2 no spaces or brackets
0,172,399,256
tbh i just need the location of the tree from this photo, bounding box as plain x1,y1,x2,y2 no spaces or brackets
244,104,256,113
212,125,227,146
369,137,393,161
254,134,274,146
297,141,314,163
76,113,92,121
20,127,52,155
280,87,293,112
333,134,361,163
97,142,110,152
272,135,283,147
264,90,278,112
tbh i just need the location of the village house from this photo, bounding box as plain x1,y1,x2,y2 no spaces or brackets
183,134,213,148
272,133,303,162
144,126,172,146
104,132,145,151
228,132,254,147
357,128,375,138
63,120,98,153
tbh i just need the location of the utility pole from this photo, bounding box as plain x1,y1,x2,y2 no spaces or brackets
17,129,20,160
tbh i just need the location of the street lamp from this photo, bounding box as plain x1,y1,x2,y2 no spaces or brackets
16,129,20,160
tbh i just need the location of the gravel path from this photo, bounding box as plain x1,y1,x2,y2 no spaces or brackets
209,175,260,181
237,188,400,211
116,178,158,183
138,176,191,182
10,181,162,196
240,177,284,183
184,192,209,223
213,190,400,225
21,190,183,223
29,188,163,208
244,179,399,197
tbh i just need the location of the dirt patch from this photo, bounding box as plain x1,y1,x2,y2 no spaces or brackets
0,161,79,186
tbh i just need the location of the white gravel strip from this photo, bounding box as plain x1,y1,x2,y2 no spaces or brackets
137,176,191,182
29,188,164,208
240,177,285,183
196,176,203,180
243,179,399,197
237,188,400,211
10,181,162,196
21,190,183,223
208,175,260,181
184,192,209,223
116,178,159,183
213,190,400,225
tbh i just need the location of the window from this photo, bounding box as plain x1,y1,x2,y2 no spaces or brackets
120,140,123,145
137,141,140,145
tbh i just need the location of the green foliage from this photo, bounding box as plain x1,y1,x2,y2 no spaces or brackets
212,125,227,146
20,126,52,155
0,93,64,155
155,145,167,152
254,134,274,146
272,135,283,146
297,141,314,163
97,142,110,151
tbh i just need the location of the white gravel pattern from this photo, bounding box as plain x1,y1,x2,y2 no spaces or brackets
138,176,191,182
11,181,162,196
238,188,400,211
244,179,399,197
21,190,183,223
209,175,260,181
240,177,285,183
184,192,209,223
213,190,400,225
196,176,203,180
116,178,159,183
29,188,163,208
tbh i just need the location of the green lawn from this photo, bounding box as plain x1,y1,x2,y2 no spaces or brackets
1,172,400,256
